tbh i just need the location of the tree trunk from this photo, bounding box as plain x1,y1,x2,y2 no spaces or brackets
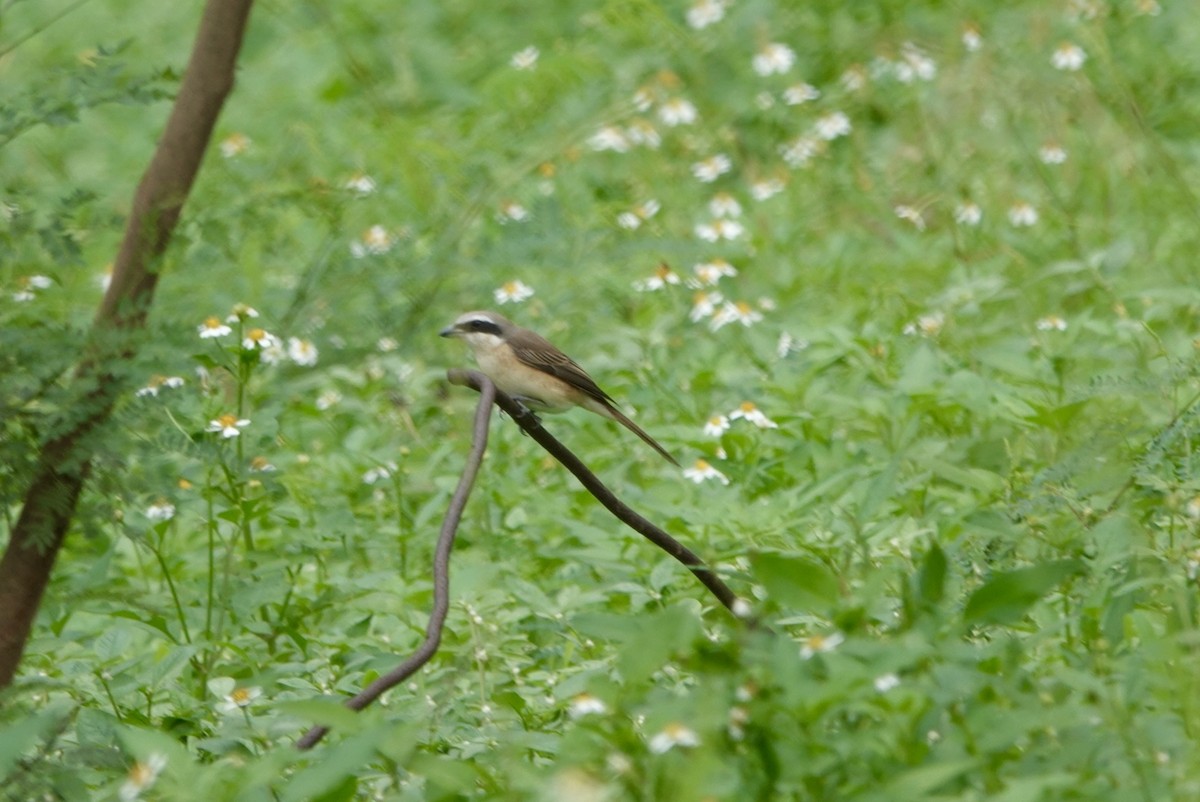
0,0,256,688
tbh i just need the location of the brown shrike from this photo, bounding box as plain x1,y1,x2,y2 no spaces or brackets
441,310,679,466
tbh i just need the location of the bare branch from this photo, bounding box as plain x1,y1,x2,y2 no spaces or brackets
447,368,750,620
295,377,497,750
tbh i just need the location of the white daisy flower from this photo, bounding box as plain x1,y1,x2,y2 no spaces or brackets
510,45,539,70
494,280,535,304
207,414,250,439
683,459,729,485
752,43,796,76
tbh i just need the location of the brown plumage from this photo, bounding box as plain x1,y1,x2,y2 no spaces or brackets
441,311,679,466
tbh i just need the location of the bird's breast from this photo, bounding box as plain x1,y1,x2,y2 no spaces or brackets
473,345,578,412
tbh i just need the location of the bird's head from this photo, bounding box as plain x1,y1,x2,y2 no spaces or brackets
440,310,512,352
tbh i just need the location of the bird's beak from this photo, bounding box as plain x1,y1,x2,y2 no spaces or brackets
439,325,458,338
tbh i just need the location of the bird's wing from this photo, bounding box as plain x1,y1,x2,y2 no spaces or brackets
509,334,616,406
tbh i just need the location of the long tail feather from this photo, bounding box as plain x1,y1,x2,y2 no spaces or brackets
602,403,680,466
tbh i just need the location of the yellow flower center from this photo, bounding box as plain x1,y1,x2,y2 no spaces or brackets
230,688,252,704
740,402,757,413
247,328,266,343
203,316,222,329
694,459,711,470
217,414,239,428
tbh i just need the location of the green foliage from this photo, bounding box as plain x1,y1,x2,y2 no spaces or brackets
4,0,1200,799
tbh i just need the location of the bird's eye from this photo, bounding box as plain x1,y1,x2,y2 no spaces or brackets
470,320,488,331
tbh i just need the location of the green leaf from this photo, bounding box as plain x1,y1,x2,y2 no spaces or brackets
0,704,72,782
916,541,947,608
750,552,839,611
616,605,700,684
964,560,1086,625
280,727,383,802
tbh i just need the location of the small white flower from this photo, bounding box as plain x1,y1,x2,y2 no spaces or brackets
635,199,660,219
494,280,535,304
799,631,844,659
731,598,753,619
689,291,723,322
691,154,732,183
13,289,35,302
242,328,282,352
962,25,983,52
198,317,232,339
568,693,608,719
776,332,808,357
729,402,778,428
752,43,796,77
708,192,742,218
510,45,539,70
781,136,820,168
617,211,641,230
954,202,982,226
207,414,250,439
683,459,729,485
226,304,259,322
250,456,276,472
686,0,725,29
903,312,945,337
135,375,185,398
691,259,738,286
694,219,744,242
633,88,654,112
1051,43,1086,71
648,723,701,753
710,300,762,331
750,178,784,200
496,200,530,223
874,673,901,693
1039,143,1067,164
633,263,681,292
587,126,630,153
316,389,342,410
288,337,319,366
1008,202,1039,227
145,500,176,522
1036,315,1068,332
28,275,52,289
119,753,168,802
894,204,925,231
625,120,661,149
216,686,263,713
841,66,867,92
220,133,251,158
344,173,377,196
350,225,395,257
814,111,851,140
783,82,820,105
658,97,697,126
376,336,398,352
703,415,730,437
362,463,397,484
895,43,936,83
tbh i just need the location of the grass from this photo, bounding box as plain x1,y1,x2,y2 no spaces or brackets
3,0,1200,799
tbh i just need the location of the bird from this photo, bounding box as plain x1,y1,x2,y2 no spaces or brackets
440,310,679,466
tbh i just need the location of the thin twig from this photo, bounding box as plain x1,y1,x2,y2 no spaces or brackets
295,377,496,750
447,368,750,620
